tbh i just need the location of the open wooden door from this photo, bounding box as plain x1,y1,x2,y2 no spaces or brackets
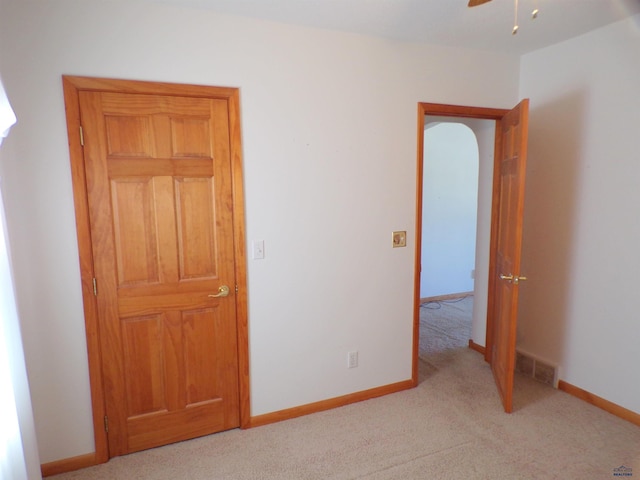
490,99,529,413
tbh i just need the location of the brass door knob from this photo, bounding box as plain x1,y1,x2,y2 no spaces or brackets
208,285,230,298
499,274,527,285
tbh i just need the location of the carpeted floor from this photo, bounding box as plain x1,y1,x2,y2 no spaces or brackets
49,301,640,480
419,295,473,356
49,347,640,479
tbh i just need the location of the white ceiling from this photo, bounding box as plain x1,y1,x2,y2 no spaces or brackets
150,0,640,55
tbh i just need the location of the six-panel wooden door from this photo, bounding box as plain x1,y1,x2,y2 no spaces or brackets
491,99,529,413
79,90,240,455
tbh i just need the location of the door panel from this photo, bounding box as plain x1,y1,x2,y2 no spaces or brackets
175,177,217,279
170,117,212,157
121,314,166,416
111,177,160,286
104,115,154,157
184,308,221,404
79,90,240,455
491,99,529,413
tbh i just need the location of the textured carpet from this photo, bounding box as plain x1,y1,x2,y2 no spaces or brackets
50,347,640,480
419,295,473,356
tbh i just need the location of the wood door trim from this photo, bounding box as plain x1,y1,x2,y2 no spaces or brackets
414,102,509,382
419,103,511,120
62,77,109,464
228,88,252,429
62,76,250,463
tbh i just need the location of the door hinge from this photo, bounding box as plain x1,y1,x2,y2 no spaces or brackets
92,277,97,296
235,285,239,294
104,415,109,433
79,126,84,146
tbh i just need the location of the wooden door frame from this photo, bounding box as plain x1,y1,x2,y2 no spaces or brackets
413,102,509,382
62,76,250,464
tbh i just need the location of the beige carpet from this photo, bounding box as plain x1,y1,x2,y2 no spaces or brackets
419,296,473,356
50,347,640,479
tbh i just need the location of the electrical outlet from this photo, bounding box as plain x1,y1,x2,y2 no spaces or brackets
348,351,358,369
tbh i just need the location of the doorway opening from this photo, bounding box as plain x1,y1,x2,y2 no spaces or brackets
419,119,493,358
411,102,513,383
412,100,530,414
419,121,479,356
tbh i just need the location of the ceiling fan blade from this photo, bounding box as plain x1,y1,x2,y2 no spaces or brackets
468,0,492,7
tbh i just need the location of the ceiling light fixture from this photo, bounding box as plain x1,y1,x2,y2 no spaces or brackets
468,0,539,35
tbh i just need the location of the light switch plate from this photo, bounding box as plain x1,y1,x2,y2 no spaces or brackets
252,240,265,259
392,231,406,248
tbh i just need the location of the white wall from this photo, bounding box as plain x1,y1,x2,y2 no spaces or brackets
421,123,478,299
468,119,496,347
0,59,42,480
0,147,42,480
518,15,640,413
0,182,42,480
0,0,519,463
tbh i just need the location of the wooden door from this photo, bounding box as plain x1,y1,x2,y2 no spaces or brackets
490,99,529,413
79,89,240,455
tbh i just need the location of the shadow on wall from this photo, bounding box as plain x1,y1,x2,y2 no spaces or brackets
517,89,586,373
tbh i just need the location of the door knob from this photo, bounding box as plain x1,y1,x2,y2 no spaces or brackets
208,285,230,298
499,274,527,285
